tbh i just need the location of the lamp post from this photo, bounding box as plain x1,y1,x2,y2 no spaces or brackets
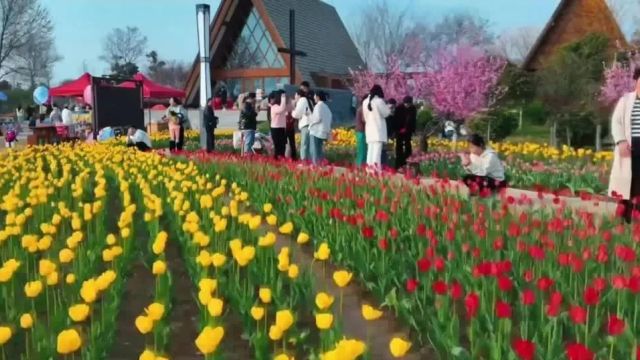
196,4,212,150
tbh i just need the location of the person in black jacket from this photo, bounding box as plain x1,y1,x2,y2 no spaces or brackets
394,96,417,169
239,93,258,155
203,98,217,152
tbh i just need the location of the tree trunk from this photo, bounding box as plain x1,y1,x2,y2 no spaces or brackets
550,120,558,147
486,119,492,142
566,127,571,147
518,107,523,130
595,124,602,152
419,131,428,153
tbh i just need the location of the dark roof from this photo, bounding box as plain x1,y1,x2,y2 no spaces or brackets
522,0,627,71
261,0,364,84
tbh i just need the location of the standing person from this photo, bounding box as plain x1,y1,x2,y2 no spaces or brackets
50,104,63,124
127,127,152,151
382,98,397,167
16,105,25,122
394,96,417,169
609,68,640,222
292,88,314,161
167,111,181,152
362,85,391,170
167,97,187,150
354,95,368,167
270,90,288,159
285,105,298,160
460,134,506,194
62,105,73,125
203,98,217,152
309,91,332,165
239,92,258,155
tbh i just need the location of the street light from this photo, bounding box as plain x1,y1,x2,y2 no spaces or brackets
196,3,212,150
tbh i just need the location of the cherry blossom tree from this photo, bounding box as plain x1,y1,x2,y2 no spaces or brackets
350,56,415,101
600,52,640,106
417,43,507,121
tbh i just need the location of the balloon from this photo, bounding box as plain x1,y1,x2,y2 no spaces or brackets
83,85,93,106
33,86,49,105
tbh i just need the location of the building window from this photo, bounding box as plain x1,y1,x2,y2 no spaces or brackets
225,7,285,70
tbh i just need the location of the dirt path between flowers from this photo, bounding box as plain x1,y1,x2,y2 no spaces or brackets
272,235,434,360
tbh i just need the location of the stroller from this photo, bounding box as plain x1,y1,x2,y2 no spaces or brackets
233,130,273,155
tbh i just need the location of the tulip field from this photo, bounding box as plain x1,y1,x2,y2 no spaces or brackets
0,139,638,360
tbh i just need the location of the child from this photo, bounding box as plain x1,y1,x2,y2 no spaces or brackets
167,111,181,152
4,122,17,148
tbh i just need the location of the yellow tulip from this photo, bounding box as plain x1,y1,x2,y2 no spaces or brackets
139,349,156,360
24,280,43,298
0,326,11,345
248,215,261,230
259,288,272,304
38,259,56,277
152,260,167,275
56,328,82,354
59,248,75,263
66,273,76,284
198,278,218,293
274,354,293,360
314,243,330,261
266,214,277,225
135,315,154,334
315,313,334,330
146,303,165,321
315,292,335,310
269,324,283,340
207,298,224,317
278,222,294,235
263,203,273,213
196,250,211,267
198,290,213,306
80,280,98,303
275,309,294,331
194,326,224,355
211,253,226,268
258,232,277,247
332,270,353,288
251,306,265,321
68,303,91,322
296,232,310,244
20,313,33,329
361,304,383,321
389,337,412,357
287,264,299,279
46,271,59,286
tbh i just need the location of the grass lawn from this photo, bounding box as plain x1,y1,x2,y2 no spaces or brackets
505,121,549,144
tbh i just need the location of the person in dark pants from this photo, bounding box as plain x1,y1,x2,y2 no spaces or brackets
203,98,217,152
460,134,507,195
270,90,288,159
382,99,397,167
394,96,417,170
609,68,640,223
127,127,152,152
285,111,298,160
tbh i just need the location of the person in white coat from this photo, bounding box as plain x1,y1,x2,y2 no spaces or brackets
460,134,506,194
292,87,313,161
309,91,332,165
609,68,640,222
362,85,391,169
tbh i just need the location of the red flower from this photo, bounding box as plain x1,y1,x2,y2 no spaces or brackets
434,257,445,272
565,342,594,360
628,276,640,293
378,238,388,251
612,275,627,289
569,305,587,324
615,245,636,263
607,315,626,336
389,227,399,239
432,280,447,295
493,237,504,250
583,287,600,306
591,277,606,292
537,277,554,292
416,223,427,237
449,281,463,300
495,300,512,319
521,289,536,306
523,270,534,282
406,278,419,293
374,210,389,222
512,338,536,360
528,245,545,261
361,226,374,239
497,276,513,292
464,292,480,319
417,257,431,272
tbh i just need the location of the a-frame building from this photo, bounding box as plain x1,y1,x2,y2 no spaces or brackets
184,0,363,106
522,0,628,71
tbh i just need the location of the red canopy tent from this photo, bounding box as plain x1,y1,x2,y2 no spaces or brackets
49,73,92,97
121,73,185,99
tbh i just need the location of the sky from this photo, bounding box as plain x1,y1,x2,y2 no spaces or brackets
39,0,628,84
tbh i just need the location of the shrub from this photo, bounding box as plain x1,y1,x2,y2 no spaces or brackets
468,109,518,141
524,101,548,126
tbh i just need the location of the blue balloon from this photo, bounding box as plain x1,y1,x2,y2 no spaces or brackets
33,86,49,105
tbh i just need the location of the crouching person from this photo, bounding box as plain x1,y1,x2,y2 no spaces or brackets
460,134,507,194
127,127,152,152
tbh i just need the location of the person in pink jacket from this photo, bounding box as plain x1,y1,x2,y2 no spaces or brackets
270,90,288,159
610,68,640,223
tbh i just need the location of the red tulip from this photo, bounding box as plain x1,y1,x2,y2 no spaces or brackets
607,315,626,336
434,257,445,272
406,278,419,293
583,287,600,306
565,342,594,360
523,270,534,282
628,276,640,293
464,292,479,319
361,226,374,239
612,275,627,289
498,276,513,292
528,245,545,261
432,280,447,295
591,277,606,292
449,281,463,300
495,300,512,319
569,305,587,324
521,289,535,306
537,277,554,292
378,238,388,251
512,337,536,360
417,257,430,272
389,227,399,239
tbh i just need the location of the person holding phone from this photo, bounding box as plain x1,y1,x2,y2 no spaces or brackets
460,133,506,194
